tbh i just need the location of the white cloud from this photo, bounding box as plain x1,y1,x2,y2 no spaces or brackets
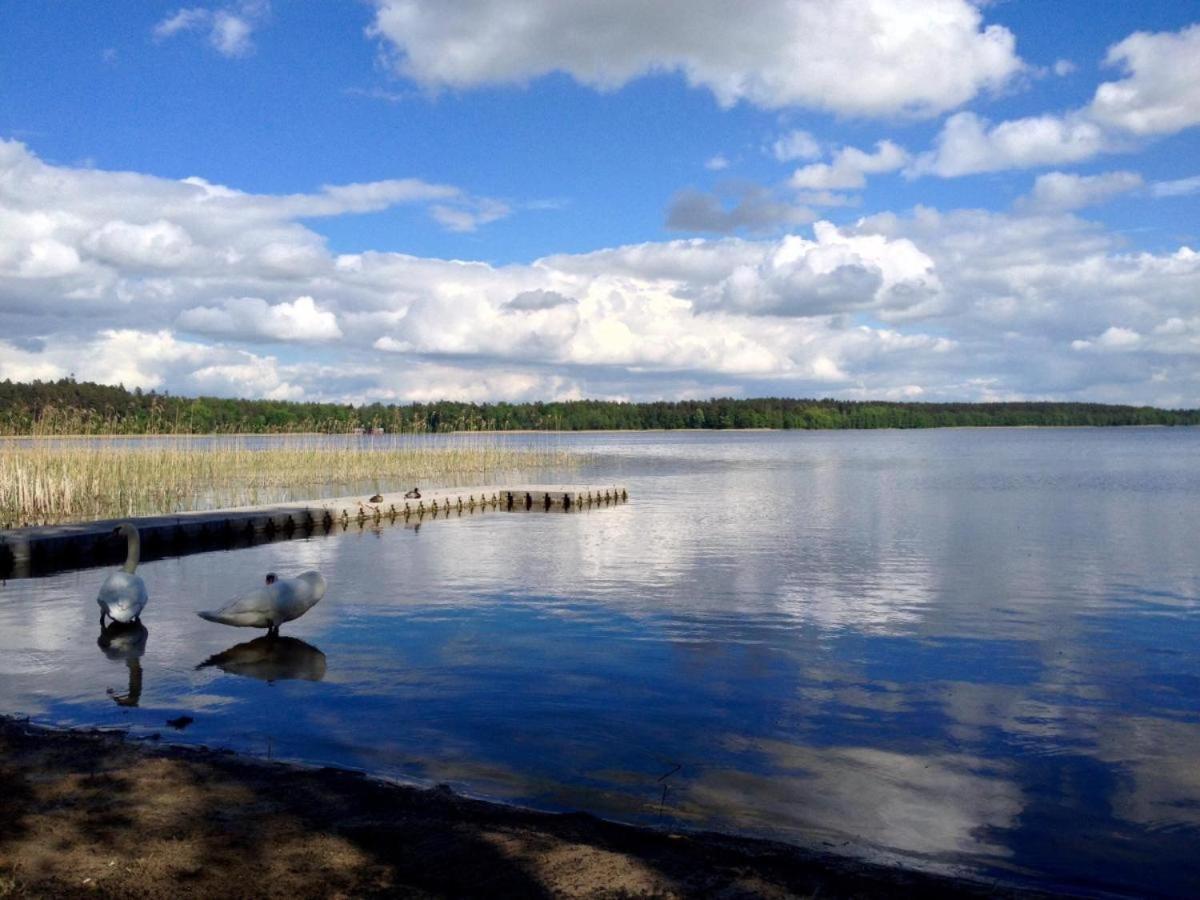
178,296,343,342
428,198,512,232
1071,326,1142,352
210,9,256,56
0,329,221,391
84,220,197,269
915,23,1200,177
1018,170,1143,212
1088,24,1200,136
153,3,267,58
368,0,1022,117
1053,59,1076,77
190,359,304,400
771,130,820,162
3,140,1200,406
704,154,730,171
272,179,461,217
791,140,909,190
853,210,1200,378
700,221,942,319
154,9,210,40
1151,175,1200,198
913,111,1108,177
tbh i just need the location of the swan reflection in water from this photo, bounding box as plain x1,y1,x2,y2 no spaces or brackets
196,636,327,684
97,620,148,707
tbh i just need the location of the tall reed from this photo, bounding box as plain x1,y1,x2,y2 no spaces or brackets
0,414,580,526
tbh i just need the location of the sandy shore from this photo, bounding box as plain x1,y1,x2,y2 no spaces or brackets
0,717,1045,898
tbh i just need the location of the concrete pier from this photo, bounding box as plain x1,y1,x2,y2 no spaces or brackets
0,484,628,579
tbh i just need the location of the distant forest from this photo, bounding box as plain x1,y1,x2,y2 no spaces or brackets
1,378,1197,434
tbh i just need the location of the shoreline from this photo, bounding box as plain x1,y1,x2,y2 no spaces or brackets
0,716,1050,898
0,423,1190,441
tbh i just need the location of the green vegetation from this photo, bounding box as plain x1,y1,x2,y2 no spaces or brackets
1,378,1197,434
0,432,576,526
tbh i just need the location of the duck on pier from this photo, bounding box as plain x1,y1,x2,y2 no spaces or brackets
197,571,326,637
97,522,148,627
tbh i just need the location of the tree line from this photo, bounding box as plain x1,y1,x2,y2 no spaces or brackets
1,378,1197,434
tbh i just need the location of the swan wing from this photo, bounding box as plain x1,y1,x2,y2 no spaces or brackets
197,586,276,627
273,572,326,623
196,572,325,628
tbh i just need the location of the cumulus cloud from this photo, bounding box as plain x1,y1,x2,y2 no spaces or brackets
912,111,1109,177
0,329,248,392
851,210,1200,392
368,0,1022,117
3,140,1200,406
915,23,1200,177
704,154,730,171
1087,24,1200,136
791,141,909,190
1018,170,1143,212
700,221,941,319
177,296,343,342
153,2,268,57
1071,326,1141,352
771,130,821,162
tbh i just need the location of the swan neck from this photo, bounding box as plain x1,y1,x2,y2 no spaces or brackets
122,527,141,573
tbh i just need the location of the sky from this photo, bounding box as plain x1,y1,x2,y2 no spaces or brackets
1,1,1198,407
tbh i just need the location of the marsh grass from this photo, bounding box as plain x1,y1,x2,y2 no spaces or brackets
0,418,580,526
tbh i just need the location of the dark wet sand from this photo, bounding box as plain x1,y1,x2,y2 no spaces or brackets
0,717,1048,898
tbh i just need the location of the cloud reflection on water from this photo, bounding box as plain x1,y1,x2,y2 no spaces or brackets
1,430,1198,896
693,738,1022,862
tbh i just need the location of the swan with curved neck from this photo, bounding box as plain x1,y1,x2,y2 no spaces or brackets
97,522,148,626
197,571,325,637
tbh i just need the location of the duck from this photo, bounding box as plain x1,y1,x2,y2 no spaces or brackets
404,487,421,499
197,571,326,637
97,522,148,627
368,493,384,503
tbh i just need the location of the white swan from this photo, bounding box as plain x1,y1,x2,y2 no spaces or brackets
197,571,326,636
97,522,148,627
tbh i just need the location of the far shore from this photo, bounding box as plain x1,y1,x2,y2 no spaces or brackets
0,423,1191,441
0,716,1050,899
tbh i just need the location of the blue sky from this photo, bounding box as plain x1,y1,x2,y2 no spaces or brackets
1,1,1198,405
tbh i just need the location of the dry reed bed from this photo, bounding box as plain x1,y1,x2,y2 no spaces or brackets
0,435,579,526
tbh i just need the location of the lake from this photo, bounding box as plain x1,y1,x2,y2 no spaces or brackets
2,428,1197,896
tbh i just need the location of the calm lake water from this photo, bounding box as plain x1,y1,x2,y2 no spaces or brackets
2,429,1198,896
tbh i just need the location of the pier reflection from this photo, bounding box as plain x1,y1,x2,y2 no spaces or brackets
97,621,147,707
197,636,327,683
